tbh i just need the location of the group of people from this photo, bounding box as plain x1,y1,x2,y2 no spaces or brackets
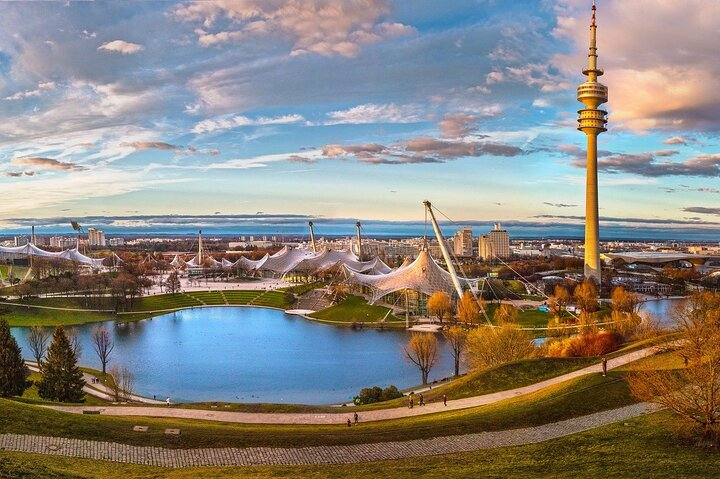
408,393,448,409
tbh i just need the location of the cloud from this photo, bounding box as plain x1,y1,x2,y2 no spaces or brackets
572,151,720,177
552,0,720,131
192,114,305,134
171,0,414,57
11,157,85,172
504,63,571,93
286,155,317,164
4,81,56,101
683,207,720,216
120,141,179,151
322,136,523,165
325,103,423,125
97,40,144,54
663,136,691,145
438,113,477,138
543,202,577,208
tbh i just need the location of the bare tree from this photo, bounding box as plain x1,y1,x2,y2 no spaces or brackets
166,271,181,295
627,292,720,446
91,326,114,375
443,325,467,377
119,366,135,401
404,333,439,385
27,326,50,368
108,364,122,402
66,328,82,360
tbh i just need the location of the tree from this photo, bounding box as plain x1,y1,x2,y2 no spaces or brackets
403,333,439,385
548,285,571,318
91,326,114,375
109,364,135,402
443,326,467,377
465,324,536,371
37,327,86,403
427,291,452,324
457,291,482,324
628,292,720,446
27,326,50,369
493,304,519,325
611,286,641,315
166,271,181,294
0,319,30,397
574,280,599,313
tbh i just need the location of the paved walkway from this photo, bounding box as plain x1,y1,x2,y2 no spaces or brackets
0,403,662,467
26,363,163,405
45,344,661,425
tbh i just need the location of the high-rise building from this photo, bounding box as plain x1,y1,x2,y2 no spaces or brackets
577,0,607,285
88,228,106,247
453,228,474,258
13,236,29,246
478,223,510,261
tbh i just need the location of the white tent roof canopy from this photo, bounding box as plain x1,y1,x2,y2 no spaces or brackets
0,242,111,269
344,249,476,304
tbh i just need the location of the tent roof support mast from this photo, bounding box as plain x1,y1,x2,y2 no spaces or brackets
308,221,317,253
423,200,464,300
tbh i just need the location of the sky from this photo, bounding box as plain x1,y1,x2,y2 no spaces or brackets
0,0,719,239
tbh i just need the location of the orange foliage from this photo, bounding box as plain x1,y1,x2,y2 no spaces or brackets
546,331,622,358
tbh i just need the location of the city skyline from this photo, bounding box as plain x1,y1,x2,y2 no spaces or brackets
0,0,719,236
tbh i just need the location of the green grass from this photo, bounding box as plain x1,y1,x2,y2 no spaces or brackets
0,368,637,450
249,291,294,309
280,282,326,296
3,410,720,478
309,295,399,324
0,304,116,327
185,292,227,305
129,293,203,312
222,291,263,305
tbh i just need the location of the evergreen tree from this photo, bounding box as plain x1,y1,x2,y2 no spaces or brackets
38,326,86,402
0,319,29,397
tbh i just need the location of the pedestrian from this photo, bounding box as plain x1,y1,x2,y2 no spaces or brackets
347,418,352,427
166,397,171,406
419,393,425,406
601,357,607,377
409,397,414,409
443,394,447,406
354,412,359,425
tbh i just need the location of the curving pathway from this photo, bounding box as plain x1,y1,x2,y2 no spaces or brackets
0,403,662,467
45,344,664,425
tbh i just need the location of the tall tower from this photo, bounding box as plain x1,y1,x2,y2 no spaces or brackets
577,0,607,285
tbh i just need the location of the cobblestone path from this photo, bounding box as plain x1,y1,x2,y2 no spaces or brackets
0,403,660,468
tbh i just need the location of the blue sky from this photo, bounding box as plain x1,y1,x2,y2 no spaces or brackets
0,0,719,238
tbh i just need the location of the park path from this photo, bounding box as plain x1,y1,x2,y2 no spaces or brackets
26,363,163,405
0,403,662,468
45,343,662,425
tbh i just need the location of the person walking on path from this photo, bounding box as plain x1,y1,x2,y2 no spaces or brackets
166,397,171,406
419,394,425,406
443,394,448,406
347,419,351,427
354,412,359,425
601,357,608,377
409,397,414,409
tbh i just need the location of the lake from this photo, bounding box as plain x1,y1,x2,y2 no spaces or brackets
11,307,454,405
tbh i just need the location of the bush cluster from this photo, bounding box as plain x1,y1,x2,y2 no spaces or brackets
546,331,622,358
353,385,403,405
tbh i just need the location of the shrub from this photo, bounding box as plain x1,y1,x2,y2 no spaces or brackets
545,331,622,358
353,385,404,405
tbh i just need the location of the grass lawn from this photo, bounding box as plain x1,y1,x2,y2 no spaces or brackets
309,295,399,324
0,304,116,327
2,411,719,478
0,369,638,449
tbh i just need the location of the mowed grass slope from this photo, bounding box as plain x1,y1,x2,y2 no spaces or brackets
310,295,399,323
2,411,717,479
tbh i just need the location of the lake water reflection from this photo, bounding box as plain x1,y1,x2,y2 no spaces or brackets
11,307,454,404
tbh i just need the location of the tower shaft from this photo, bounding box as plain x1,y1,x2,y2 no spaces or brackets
577,0,607,286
